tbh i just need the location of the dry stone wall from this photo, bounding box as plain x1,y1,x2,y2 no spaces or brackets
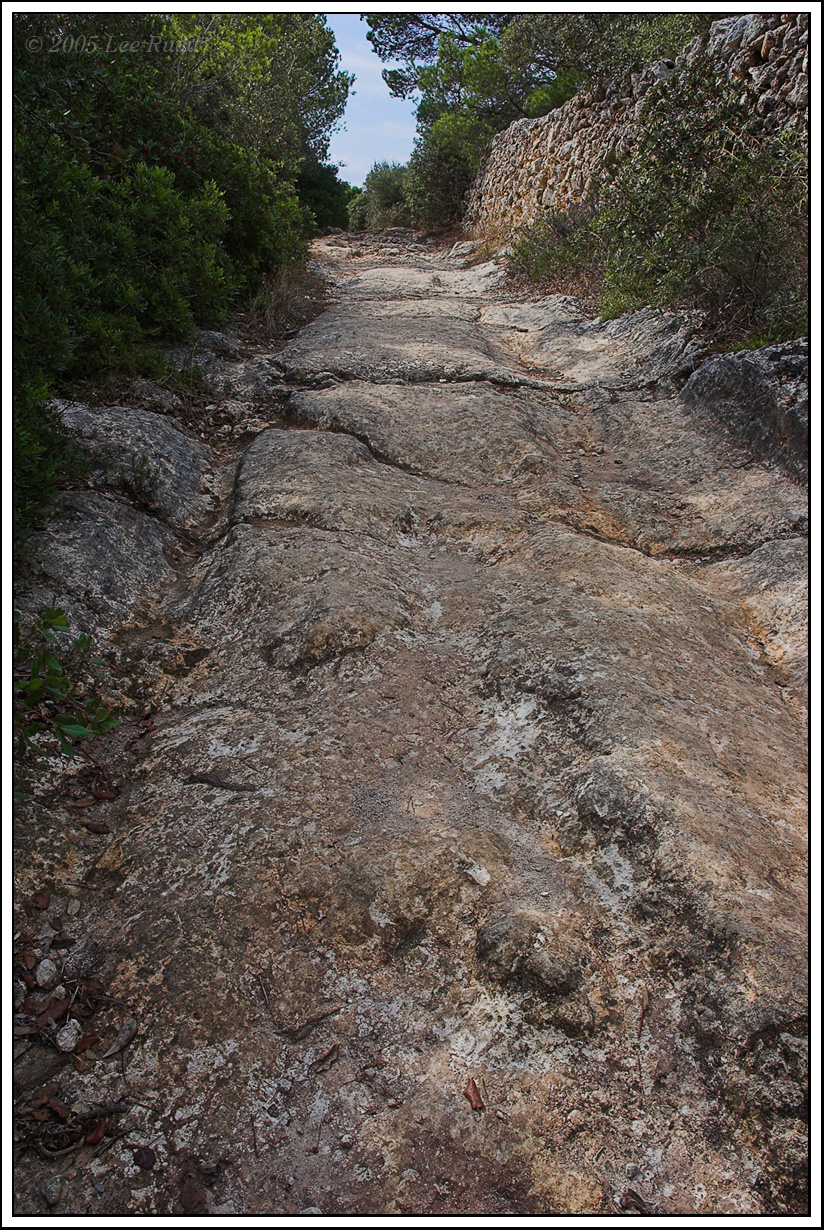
466,12,809,239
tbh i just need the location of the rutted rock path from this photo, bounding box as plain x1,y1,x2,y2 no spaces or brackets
14,231,808,1215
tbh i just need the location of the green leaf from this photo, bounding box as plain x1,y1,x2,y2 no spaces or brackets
57,723,92,739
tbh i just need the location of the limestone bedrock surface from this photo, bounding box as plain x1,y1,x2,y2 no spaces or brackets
14,231,808,1217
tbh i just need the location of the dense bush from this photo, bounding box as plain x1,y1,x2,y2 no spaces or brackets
12,12,351,553
512,64,809,345
297,157,356,230
404,115,491,229
348,162,410,230
12,387,86,552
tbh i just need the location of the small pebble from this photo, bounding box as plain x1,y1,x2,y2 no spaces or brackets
41,1176,62,1207
66,899,81,917
567,1109,585,1129
56,1019,82,1053
35,959,59,990
625,1162,641,1178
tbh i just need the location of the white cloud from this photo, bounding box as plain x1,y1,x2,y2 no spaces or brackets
324,12,417,184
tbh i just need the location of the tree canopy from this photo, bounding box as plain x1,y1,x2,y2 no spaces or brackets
363,13,513,98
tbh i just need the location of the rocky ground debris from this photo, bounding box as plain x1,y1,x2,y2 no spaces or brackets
13,230,808,1216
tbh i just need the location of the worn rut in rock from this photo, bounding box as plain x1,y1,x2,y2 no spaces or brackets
13,231,808,1216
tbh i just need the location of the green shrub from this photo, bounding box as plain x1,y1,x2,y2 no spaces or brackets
348,161,411,230
13,606,119,761
597,69,808,341
524,70,581,118
297,157,354,230
12,387,87,556
195,133,311,284
512,64,809,346
511,205,602,286
12,12,350,557
347,190,369,231
405,114,493,229
363,160,410,227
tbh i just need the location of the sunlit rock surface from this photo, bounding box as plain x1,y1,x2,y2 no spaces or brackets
13,229,807,1217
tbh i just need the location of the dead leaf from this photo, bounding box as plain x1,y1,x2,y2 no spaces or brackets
47,1096,69,1119
85,1120,106,1146
133,1146,156,1170
101,1017,138,1058
49,916,63,930
36,996,70,1028
312,1041,340,1071
32,1108,52,1122
77,1035,101,1054
23,951,38,970
463,1077,485,1111
31,893,51,910
81,820,111,835
33,1081,59,1106
50,936,77,950
92,789,118,800
70,797,97,809
620,1189,653,1214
